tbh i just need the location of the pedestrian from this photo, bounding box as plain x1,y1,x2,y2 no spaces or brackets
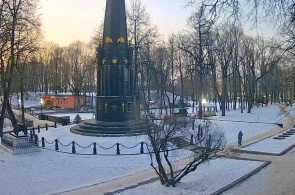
238,130,243,146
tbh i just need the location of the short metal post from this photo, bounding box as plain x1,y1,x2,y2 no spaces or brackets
93,142,97,154
116,143,120,155
41,137,45,147
38,125,40,133
30,130,33,141
34,134,38,146
72,141,76,154
190,134,194,144
55,139,59,150
46,123,48,130
201,127,203,137
208,134,211,148
140,142,144,153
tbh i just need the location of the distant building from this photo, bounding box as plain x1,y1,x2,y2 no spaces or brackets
42,94,87,110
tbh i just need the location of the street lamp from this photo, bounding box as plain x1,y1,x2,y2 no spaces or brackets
40,98,44,114
201,98,207,119
263,95,266,107
18,99,21,116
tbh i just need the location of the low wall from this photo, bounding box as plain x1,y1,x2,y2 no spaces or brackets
38,114,70,126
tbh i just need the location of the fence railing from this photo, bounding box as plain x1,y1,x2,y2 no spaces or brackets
1,134,37,149
39,137,147,155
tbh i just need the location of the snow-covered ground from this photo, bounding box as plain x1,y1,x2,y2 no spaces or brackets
241,128,295,154
0,103,294,195
116,158,266,195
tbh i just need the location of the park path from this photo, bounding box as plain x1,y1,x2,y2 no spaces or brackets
55,104,295,195
12,109,55,127
220,105,295,195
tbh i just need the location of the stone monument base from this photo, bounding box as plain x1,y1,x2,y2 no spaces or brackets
0,133,40,155
70,119,148,137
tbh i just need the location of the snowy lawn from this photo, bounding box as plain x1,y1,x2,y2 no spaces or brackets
115,158,266,195
192,105,283,147
0,104,290,195
241,128,295,154
0,147,152,195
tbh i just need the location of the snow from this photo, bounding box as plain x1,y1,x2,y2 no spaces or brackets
0,97,294,195
240,128,295,154
116,158,265,195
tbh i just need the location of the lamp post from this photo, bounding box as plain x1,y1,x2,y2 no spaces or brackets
201,98,207,120
263,95,266,107
40,98,44,114
237,96,240,108
18,99,21,116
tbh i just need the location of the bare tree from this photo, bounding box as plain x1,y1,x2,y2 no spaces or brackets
127,0,158,94
146,118,225,186
178,4,214,119
240,36,283,112
63,41,95,111
0,0,41,135
212,22,240,116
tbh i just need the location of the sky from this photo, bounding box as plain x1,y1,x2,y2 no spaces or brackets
2,92,295,194
39,0,192,46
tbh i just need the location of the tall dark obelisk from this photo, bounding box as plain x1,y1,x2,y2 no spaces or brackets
71,0,146,136
96,0,134,122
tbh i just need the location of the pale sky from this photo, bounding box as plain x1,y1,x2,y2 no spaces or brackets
39,0,192,46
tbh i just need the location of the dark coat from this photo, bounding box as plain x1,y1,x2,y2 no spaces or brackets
238,131,243,140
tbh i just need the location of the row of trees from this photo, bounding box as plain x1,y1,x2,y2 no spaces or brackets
0,0,41,134
141,0,294,187
0,0,294,132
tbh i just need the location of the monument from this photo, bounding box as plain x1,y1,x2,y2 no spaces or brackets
0,124,40,154
71,0,146,136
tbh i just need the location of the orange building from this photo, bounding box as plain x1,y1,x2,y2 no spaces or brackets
42,94,86,110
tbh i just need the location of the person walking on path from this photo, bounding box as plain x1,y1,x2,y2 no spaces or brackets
238,131,243,146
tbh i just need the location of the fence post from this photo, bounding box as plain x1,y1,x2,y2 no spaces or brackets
93,142,97,154
192,121,195,130
201,127,203,137
30,130,33,142
38,125,40,133
41,137,45,147
140,142,144,154
32,127,35,135
116,143,120,155
55,139,59,150
208,134,211,148
54,122,57,128
46,123,48,130
34,134,38,146
72,141,76,154
190,134,194,145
